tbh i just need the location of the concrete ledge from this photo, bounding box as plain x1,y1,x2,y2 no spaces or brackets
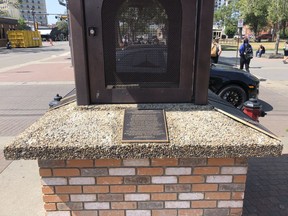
262,53,283,59
4,103,282,160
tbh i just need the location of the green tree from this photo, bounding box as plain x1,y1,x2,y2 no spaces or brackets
238,0,270,35
268,0,288,54
17,18,31,30
56,20,68,35
214,0,240,37
50,20,68,40
0,0,20,17
225,22,238,38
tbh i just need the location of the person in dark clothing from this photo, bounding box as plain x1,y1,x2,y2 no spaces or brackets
6,40,12,49
283,40,288,64
256,44,265,57
239,38,253,72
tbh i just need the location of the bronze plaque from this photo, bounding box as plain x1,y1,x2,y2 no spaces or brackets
122,109,169,143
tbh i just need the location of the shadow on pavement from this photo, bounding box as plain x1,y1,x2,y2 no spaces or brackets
0,47,65,55
259,99,273,112
219,56,262,69
218,56,238,66
250,66,262,69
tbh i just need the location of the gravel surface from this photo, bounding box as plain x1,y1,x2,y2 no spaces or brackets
4,102,282,160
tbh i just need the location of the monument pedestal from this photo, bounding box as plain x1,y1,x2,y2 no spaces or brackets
4,102,282,215
39,158,247,216
4,0,280,215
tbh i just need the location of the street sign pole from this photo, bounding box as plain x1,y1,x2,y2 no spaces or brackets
58,0,73,66
236,19,244,67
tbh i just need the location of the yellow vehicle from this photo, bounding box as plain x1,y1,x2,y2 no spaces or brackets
7,30,42,48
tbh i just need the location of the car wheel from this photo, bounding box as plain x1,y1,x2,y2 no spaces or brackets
218,85,247,108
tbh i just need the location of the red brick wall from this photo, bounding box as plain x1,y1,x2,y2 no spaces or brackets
38,158,248,216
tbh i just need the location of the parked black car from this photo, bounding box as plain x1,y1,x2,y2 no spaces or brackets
209,64,259,108
116,45,259,108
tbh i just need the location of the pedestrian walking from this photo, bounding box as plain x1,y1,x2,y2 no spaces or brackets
239,38,253,72
211,37,222,63
283,41,288,64
49,38,54,46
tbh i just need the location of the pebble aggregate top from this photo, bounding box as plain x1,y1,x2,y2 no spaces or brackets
4,102,283,160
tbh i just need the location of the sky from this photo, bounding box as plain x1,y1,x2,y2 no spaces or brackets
46,0,67,25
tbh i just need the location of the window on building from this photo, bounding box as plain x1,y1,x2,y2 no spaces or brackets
2,28,6,39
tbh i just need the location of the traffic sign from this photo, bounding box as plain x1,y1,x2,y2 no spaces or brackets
238,19,244,28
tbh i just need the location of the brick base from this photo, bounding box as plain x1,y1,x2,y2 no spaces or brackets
38,158,248,216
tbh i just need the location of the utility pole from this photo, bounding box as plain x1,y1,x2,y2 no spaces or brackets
274,0,281,55
58,0,73,66
31,6,37,31
235,19,244,67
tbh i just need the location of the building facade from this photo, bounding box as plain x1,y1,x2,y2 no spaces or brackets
214,0,230,10
0,17,18,47
19,0,48,26
0,0,48,26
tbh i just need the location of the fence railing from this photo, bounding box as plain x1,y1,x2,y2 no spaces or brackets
219,39,239,45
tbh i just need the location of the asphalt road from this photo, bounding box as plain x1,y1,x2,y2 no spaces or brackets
219,51,288,140
0,41,71,73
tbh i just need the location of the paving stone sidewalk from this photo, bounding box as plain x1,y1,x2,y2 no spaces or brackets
243,154,288,216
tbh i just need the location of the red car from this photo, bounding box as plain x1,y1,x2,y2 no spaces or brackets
254,34,273,42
